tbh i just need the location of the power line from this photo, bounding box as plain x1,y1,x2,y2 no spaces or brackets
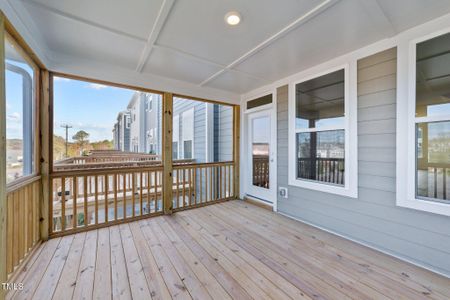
60,124,73,157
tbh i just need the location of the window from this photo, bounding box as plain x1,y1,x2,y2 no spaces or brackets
184,140,193,159
247,94,272,110
289,65,357,197
182,108,194,160
173,142,179,159
397,30,450,215
5,34,37,183
146,97,153,111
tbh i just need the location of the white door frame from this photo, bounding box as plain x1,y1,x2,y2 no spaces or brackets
241,90,277,211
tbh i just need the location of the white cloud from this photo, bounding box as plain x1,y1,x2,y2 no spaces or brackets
86,83,108,90
54,77,71,82
7,112,21,122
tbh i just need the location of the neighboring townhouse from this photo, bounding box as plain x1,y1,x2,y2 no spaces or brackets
127,92,146,152
144,93,162,155
112,111,131,152
172,97,233,163
114,94,233,162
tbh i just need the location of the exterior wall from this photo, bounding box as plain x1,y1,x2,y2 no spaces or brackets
144,93,161,154
122,114,130,152
173,98,207,162
276,48,450,277
114,112,130,152
217,105,233,162
128,93,146,152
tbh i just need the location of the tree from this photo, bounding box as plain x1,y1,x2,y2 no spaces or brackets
72,130,89,155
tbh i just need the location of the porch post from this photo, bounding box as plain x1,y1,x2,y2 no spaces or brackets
233,105,240,199
162,92,173,214
39,71,50,240
0,11,7,297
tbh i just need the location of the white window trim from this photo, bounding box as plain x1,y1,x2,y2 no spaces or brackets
288,63,358,198
397,27,450,216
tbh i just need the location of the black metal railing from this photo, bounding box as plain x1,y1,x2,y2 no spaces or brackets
297,158,344,185
253,155,269,189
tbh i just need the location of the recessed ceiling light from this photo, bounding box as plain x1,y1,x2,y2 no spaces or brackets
225,11,241,26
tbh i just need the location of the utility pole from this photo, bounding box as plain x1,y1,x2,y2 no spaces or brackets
60,124,72,158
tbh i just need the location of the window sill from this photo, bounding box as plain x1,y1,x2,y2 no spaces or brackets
397,197,450,216
288,177,358,198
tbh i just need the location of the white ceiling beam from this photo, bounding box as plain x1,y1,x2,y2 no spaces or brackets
135,0,176,72
153,44,271,84
153,44,225,68
199,0,340,87
359,0,396,37
23,0,147,42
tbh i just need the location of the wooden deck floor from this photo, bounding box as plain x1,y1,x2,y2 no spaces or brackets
7,200,450,300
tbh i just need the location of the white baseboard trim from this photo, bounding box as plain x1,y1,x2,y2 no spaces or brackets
244,194,274,209
277,211,450,279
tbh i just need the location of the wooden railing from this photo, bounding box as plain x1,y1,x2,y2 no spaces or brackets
55,151,160,166
50,161,236,235
298,158,345,185
173,161,235,211
253,155,269,189
54,156,193,171
5,177,41,278
50,166,164,236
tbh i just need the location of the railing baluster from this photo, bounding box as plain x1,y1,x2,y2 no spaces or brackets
132,172,136,218
199,167,203,204
188,168,192,206
123,173,127,219
444,168,447,200
434,167,438,199
114,174,118,221
84,176,88,226
176,169,180,208
147,171,151,214
61,177,66,231
139,172,143,216
95,175,98,225
105,174,109,223
154,171,157,213
73,176,77,229
182,169,186,207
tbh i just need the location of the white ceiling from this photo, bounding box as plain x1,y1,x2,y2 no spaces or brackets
3,0,450,104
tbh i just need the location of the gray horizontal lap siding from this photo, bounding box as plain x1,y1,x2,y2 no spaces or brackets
218,105,233,162
276,48,450,277
173,99,206,162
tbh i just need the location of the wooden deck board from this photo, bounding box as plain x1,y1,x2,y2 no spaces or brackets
7,200,450,300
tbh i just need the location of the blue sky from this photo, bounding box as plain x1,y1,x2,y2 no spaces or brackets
5,59,31,140
53,77,134,142
7,66,136,142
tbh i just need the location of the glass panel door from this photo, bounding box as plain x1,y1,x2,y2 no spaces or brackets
252,116,270,189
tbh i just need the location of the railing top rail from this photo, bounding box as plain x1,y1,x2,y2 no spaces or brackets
51,164,164,177
53,160,163,170
173,161,234,168
297,157,344,161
